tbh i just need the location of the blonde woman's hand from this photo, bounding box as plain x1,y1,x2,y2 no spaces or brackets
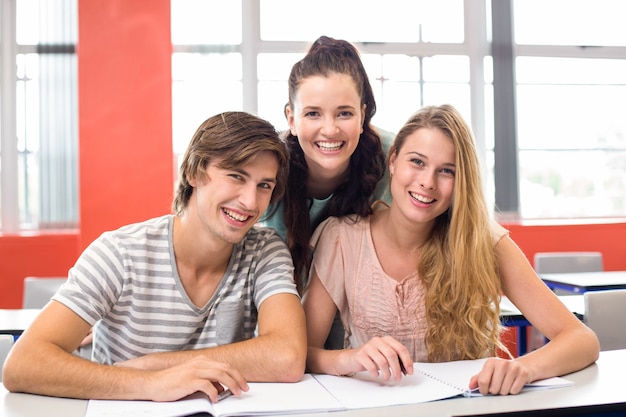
338,336,413,381
469,357,533,395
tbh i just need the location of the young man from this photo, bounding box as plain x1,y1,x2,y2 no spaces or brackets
2,112,306,402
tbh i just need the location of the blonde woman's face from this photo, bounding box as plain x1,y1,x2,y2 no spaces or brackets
389,127,456,225
286,73,365,181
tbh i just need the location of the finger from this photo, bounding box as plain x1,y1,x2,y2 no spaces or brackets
355,345,389,379
476,360,496,395
488,361,507,394
202,363,249,396
396,348,413,377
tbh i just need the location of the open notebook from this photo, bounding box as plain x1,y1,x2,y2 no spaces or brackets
86,358,574,417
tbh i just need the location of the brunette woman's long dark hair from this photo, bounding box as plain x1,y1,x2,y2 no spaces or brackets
284,36,386,291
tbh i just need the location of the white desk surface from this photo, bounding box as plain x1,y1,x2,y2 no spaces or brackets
540,271,626,287
2,349,626,417
0,309,40,334
500,294,584,317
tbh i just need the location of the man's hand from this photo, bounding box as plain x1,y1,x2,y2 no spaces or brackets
144,356,249,402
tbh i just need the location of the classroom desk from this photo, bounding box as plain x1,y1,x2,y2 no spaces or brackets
0,309,39,338
500,295,584,355
540,271,626,294
2,349,625,417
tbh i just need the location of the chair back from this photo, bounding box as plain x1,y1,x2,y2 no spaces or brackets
584,289,626,351
0,334,14,382
534,252,603,274
22,277,67,308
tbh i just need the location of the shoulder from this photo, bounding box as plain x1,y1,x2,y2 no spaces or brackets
103,215,171,241
374,126,396,152
240,225,289,253
489,220,509,245
310,214,367,249
259,203,287,240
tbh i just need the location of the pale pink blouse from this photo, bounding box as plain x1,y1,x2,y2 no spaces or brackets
309,209,508,362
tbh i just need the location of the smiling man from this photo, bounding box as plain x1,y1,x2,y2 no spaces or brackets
3,112,306,403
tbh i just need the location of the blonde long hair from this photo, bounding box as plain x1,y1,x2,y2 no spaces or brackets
389,105,510,362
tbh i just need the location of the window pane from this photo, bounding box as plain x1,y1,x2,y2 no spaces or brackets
374,55,422,131
423,56,469,82
514,0,626,46
257,53,305,130
257,81,289,131
517,57,626,85
422,56,471,120
516,56,626,219
259,0,464,43
516,58,626,150
520,150,626,218
172,53,243,155
12,0,78,230
171,0,241,44
517,84,626,150
16,0,40,44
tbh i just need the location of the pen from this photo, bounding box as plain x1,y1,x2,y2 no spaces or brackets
217,388,233,401
397,355,407,375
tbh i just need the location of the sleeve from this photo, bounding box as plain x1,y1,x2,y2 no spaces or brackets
52,232,125,326
308,217,348,313
252,229,299,307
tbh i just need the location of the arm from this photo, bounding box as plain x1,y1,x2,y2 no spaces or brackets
118,293,307,383
303,269,412,381
2,301,248,401
470,236,600,395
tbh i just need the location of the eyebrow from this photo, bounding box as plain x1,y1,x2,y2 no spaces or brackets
233,167,277,184
407,151,456,168
301,104,357,112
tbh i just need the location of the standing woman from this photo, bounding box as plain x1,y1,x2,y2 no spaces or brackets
262,36,392,291
303,105,599,395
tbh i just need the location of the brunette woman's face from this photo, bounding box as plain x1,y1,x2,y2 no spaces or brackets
286,73,365,180
389,127,456,225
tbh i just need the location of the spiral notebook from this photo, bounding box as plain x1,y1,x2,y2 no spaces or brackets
313,358,574,410
86,359,574,416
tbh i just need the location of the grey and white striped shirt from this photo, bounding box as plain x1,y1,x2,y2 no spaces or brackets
53,215,298,364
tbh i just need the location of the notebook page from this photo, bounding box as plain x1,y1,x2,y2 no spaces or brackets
213,374,345,416
313,370,465,409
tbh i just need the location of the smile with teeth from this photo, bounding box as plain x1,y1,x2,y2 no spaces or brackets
409,192,435,204
316,141,344,151
223,208,251,222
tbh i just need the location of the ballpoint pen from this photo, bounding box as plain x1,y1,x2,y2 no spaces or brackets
217,388,233,401
398,354,407,375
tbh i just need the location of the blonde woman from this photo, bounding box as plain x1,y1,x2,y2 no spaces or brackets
302,104,599,395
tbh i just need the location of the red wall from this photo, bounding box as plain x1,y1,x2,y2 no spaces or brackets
1,1,626,311
78,0,174,249
502,220,626,271
0,0,173,308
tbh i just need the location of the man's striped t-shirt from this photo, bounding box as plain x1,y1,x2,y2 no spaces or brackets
53,214,298,364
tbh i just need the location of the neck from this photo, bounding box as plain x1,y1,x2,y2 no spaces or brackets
306,162,349,200
172,214,233,275
372,207,432,252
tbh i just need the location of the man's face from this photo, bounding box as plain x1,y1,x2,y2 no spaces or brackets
190,151,279,244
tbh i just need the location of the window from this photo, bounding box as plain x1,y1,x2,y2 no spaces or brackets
513,0,626,218
0,0,78,232
172,0,488,199
3,0,624,231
